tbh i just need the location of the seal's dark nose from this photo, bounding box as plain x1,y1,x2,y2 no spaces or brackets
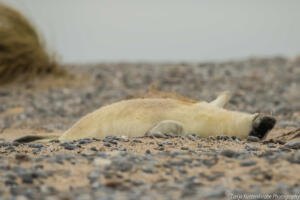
249,115,276,139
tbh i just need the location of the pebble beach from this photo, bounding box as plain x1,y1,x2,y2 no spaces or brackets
0,57,300,200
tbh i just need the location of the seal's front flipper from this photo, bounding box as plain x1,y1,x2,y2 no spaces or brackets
145,120,185,137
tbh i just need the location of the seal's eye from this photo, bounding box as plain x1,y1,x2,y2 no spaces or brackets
250,115,276,139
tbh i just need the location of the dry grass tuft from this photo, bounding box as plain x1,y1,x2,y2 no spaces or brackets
0,3,66,84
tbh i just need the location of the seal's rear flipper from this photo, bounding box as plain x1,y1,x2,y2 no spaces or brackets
209,91,232,108
14,135,58,143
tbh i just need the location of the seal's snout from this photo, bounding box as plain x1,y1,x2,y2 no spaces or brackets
250,114,276,139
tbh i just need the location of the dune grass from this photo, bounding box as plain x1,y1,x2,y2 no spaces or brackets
0,3,66,84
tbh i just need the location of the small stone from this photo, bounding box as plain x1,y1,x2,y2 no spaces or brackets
64,144,77,150
15,195,29,200
0,142,10,147
202,158,218,168
132,139,142,143
45,196,60,200
103,143,111,147
158,146,164,151
285,141,300,149
11,166,26,176
93,158,112,167
186,134,196,140
200,186,226,199
142,166,157,174
20,173,34,184
277,121,299,128
130,180,144,186
28,143,43,148
245,143,259,151
12,142,20,147
199,172,224,181
15,154,30,162
35,169,48,178
267,143,277,148
5,173,17,180
145,149,151,154
217,136,230,141
103,137,118,145
111,158,133,172
287,151,300,164
5,179,18,186
181,146,189,150
178,167,187,174
95,152,109,158
240,160,257,167
220,149,238,158
76,194,92,200
78,138,93,145
40,185,56,195
90,147,98,151
88,170,101,182
247,136,260,142
91,181,102,189
50,139,60,143
50,146,55,152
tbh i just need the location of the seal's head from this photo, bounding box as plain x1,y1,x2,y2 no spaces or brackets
250,114,276,139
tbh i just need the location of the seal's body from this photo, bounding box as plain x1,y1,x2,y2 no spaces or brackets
60,98,255,140
15,91,276,143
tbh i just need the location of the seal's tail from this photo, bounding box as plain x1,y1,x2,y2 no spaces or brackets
14,135,59,143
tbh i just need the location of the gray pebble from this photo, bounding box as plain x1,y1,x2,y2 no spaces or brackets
220,149,238,158
28,143,43,148
287,151,300,164
267,143,277,148
245,143,259,151
76,194,92,200
247,136,260,142
240,160,257,167
0,161,10,170
284,141,300,150
20,173,35,184
15,195,29,200
142,166,157,174
145,149,151,154
5,179,18,186
90,147,98,151
103,143,111,147
200,186,226,199
15,154,30,162
277,121,299,128
78,138,93,145
132,139,142,143
64,144,77,150
110,159,133,172
40,185,56,195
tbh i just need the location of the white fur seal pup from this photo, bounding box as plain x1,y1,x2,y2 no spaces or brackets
16,91,275,142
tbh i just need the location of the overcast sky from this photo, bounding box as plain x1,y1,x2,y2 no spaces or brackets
3,0,300,63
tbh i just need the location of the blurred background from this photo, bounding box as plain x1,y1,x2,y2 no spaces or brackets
2,0,300,63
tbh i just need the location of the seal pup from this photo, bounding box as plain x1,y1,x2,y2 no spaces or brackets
15,91,276,142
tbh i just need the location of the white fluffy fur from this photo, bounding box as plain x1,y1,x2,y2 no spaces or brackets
59,92,257,141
